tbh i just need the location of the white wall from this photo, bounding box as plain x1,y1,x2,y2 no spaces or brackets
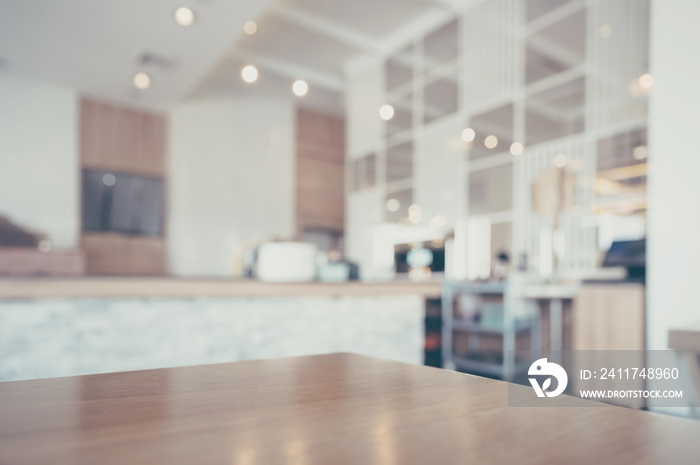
344,58,384,270
647,0,700,350
0,76,79,249
345,56,383,160
168,92,296,277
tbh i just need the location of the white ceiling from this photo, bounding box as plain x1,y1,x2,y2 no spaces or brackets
0,0,480,114
284,0,445,38
194,0,452,113
0,0,277,111
234,15,360,77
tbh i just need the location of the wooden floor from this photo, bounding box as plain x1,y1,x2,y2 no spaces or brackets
1,353,699,464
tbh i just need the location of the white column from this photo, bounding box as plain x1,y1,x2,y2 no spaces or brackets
647,0,700,350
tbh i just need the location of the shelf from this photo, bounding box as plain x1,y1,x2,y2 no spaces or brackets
452,319,532,335
443,281,507,295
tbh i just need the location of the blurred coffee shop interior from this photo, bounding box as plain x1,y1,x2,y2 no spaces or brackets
1,0,700,416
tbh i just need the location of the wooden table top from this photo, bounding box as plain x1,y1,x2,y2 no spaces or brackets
669,323,700,351
1,353,699,465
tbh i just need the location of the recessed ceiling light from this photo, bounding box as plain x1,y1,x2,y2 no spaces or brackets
553,154,568,167
241,65,258,83
386,198,401,212
510,142,523,156
633,145,648,160
132,72,151,90
292,80,308,97
174,7,195,26
408,204,421,224
379,104,395,121
243,20,258,35
429,215,446,230
638,73,654,90
461,127,475,142
484,135,498,149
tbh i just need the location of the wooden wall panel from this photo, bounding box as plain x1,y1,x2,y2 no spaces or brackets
80,98,166,177
82,233,165,276
296,108,345,233
80,98,167,275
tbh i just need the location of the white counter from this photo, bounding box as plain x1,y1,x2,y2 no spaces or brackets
0,278,442,299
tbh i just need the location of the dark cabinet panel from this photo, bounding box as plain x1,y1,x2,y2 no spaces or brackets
82,169,163,236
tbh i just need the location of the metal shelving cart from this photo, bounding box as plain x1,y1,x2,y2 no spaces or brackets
441,280,538,381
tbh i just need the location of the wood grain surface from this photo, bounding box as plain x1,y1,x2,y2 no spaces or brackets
296,107,345,234
574,284,646,351
669,323,700,351
1,353,699,464
80,97,168,276
80,98,167,178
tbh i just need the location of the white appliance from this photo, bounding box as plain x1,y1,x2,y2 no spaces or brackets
256,242,317,282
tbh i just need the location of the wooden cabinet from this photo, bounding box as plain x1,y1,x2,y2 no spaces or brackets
295,108,344,234
82,233,165,276
573,283,646,408
80,98,167,275
574,283,645,351
81,99,166,177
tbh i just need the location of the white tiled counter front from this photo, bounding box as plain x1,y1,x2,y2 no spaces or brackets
0,295,425,382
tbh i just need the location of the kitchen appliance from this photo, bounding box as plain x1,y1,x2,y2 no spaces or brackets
256,242,317,282
601,238,646,283
394,241,445,274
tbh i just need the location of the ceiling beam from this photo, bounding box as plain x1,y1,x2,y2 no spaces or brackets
232,51,344,92
270,5,378,54
270,4,451,78
376,0,487,57
526,100,583,124
424,0,466,9
528,35,583,69
526,0,586,36
271,2,474,65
